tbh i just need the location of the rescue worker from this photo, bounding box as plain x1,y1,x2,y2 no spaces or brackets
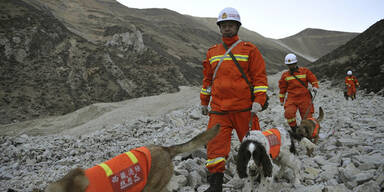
279,53,319,134
345,70,359,100
200,7,268,191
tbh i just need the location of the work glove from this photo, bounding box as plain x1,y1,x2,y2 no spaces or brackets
312,87,318,95
251,102,262,113
201,105,208,116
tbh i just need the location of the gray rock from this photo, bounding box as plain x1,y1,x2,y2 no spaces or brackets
166,174,187,191
353,180,381,192
323,184,350,192
187,170,202,189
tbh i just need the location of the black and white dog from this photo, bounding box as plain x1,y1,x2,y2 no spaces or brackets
236,127,305,191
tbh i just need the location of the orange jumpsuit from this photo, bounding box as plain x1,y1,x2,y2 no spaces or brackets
201,35,268,173
345,75,359,99
279,67,318,127
85,147,151,192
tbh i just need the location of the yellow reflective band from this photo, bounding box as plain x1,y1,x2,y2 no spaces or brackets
265,130,273,135
279,94,285,98
312,81,318,85
200,88,211,95
125,151,138,164
285,74,306,81
98,163,113,177
206,157,226,167
287,118,296,123
234,54,249,62
253,86,268,93
209,54,249,64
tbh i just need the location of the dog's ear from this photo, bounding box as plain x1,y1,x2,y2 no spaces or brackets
288,130,302,141
257,146,273,177
236,141,251,178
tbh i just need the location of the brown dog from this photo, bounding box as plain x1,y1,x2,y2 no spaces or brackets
44,124,220,192
296,107,324,156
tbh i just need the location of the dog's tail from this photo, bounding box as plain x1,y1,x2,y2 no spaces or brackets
167,124,220,158
317,107,324,122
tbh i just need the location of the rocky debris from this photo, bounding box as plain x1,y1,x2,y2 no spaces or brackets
1,81,383,191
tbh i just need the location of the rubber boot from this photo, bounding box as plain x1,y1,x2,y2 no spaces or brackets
204,172,223,192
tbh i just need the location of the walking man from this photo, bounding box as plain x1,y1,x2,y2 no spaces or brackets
278,53,319,133
200,7,268,191
345,70,359,100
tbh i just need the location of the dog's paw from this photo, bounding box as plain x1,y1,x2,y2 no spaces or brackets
300,137,316,149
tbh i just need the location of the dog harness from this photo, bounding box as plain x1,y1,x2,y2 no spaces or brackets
85,147,151,192
262,128,281,159
307,117,320,138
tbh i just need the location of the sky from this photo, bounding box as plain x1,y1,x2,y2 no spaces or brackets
116,0,384,39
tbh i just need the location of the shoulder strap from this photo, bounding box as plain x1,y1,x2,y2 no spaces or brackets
212,40,242,81
290,70,312,98
290,70,307,88
223,42,254,102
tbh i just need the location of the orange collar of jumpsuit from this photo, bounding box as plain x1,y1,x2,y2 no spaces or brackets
222,35,239,47
307,117,319,138
84,147,151,192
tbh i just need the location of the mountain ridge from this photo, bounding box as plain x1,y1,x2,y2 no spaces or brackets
0,0,359,124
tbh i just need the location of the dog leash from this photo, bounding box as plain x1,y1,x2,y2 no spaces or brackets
303,90,317,119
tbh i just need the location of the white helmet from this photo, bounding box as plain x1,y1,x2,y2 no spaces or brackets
217,7,241,25
347,70,352,75
284,53,297,65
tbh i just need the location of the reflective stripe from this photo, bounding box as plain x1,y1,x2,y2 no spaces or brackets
98,163,113,177
253,86,268,93
125,151,138,164
209,54,248,64
287,118,296,123
200,88,211,95
206,157,226,167
285,74,306,81
311,81,318,85
279,94,285,98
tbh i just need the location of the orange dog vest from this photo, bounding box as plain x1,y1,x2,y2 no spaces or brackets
262,128,281,159
85,147,151,192
307,117,319,138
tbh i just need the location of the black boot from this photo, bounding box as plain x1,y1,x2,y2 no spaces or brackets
205,172,223,192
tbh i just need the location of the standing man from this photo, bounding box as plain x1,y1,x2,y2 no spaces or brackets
200,7,268,192
278,53,319,133
345,70,359,100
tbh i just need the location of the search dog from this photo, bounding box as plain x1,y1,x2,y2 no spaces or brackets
44,124,220,192
236,127,302,191
296,107,324,156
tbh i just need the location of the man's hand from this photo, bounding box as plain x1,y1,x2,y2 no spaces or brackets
201,105,208,116
261,95,269,111
280,102,284,106
312,87,318,95
251,102,262,113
